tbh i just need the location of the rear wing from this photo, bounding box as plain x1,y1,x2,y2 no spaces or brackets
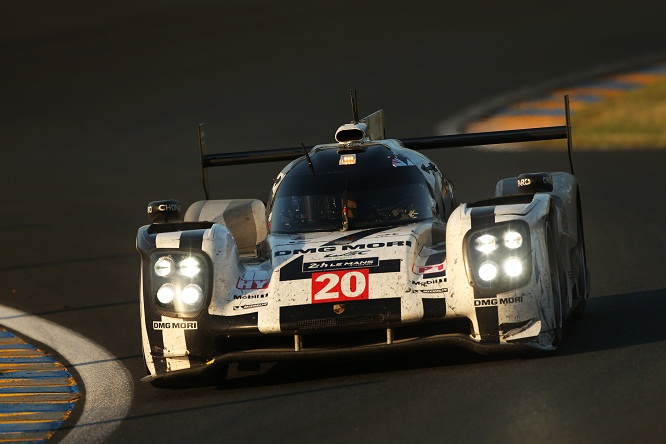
198,96,574,199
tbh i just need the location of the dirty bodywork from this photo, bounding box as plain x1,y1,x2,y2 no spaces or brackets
137,101,589,384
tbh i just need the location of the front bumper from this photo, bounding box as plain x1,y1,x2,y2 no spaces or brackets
142,330,549,383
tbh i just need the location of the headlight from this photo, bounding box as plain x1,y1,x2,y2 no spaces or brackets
474,234,498,253
503,257,523,277
149,251,210,317
154,257,175,277
181,284,203,305
478,262,499,281
464,221,532,294
503,231,523,249
178,257,202,277
156,283,177,304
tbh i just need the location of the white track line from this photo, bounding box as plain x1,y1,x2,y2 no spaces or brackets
0,304,133,443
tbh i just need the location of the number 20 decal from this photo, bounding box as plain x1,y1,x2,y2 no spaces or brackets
312,269,370,303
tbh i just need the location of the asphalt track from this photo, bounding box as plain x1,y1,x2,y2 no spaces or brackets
2,1,666,442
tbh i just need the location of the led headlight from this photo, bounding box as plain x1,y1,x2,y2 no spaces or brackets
464,220,532,294
181,284,203,305
178,257,202,277
478,262,499,281
149,251,210,318
503,257,523,277
503,231,523,249
156,283,177,304
154,256,175,277
474,234,498,253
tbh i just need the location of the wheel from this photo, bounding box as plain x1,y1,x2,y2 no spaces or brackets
546,223,564,346
570,189,590,319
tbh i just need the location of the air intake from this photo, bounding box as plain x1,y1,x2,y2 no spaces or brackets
335,122,367,143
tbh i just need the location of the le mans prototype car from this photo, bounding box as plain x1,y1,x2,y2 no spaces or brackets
137,95,589,385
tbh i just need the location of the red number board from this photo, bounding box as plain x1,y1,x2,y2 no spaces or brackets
311,269,370,304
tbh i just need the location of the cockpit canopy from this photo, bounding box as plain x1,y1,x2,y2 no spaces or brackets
268,145,438,233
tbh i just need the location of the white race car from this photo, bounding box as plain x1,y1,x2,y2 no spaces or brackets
137,97,589,385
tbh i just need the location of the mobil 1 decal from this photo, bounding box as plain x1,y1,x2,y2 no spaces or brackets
312,268,370,304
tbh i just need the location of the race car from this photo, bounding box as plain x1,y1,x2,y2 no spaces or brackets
137,95,589,385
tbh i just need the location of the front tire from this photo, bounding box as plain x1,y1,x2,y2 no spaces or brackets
546,223,564,346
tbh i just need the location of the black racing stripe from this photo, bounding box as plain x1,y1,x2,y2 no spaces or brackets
179,229,207,250
279,256,306,281
475,306,500,343
137,228,166,373
470,205,500,343
141,288,168,373
371,259,401,274
470,206,495,229
422,298,447,318
321,227,393,246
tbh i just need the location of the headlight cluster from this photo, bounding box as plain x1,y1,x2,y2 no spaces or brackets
150,252,210,317
465,221,532,294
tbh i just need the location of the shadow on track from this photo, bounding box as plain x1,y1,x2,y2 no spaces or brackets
559,288,666,355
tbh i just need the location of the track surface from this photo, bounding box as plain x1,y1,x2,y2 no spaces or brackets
2,1,666,442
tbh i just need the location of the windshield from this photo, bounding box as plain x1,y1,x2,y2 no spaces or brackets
269,166,437,233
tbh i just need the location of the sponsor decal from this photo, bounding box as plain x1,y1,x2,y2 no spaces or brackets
371,232,402,237
411,278,445,287
232,293,269,310
153,321,198,330
148,203,180,213
304,257,379,272
473,296,524,307
391,156,414,167
324,250,370,258
517,175,552,188
420,288,448,293
312,269,370,303
274,241,412,257
412,261,446,275
234,302,268,310
236,277,269,290
233,293,269,300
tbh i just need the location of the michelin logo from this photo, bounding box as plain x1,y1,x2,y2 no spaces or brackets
153,321,198,330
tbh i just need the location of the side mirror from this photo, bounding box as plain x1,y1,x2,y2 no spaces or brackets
147,200,181,223
517,172,553,193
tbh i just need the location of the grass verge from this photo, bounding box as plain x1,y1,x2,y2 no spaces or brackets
529,77,666,150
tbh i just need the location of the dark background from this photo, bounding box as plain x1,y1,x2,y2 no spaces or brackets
2,1,666,442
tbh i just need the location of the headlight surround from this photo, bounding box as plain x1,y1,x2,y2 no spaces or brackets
149,251,211,317
464,221,532,294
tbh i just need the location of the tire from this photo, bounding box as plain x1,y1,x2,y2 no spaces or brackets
571,189,590,319
546,223,564,346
